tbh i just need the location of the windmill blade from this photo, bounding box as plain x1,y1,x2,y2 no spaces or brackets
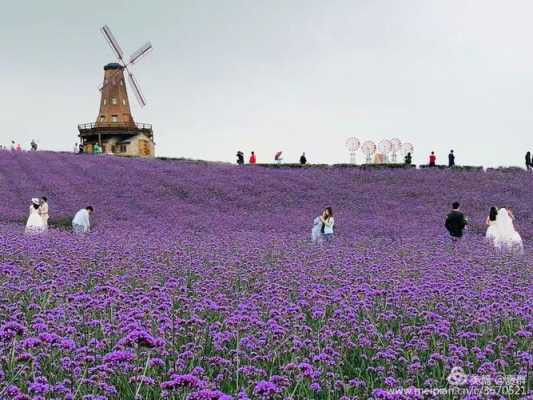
127,71,147,107
101,25,124,61
129,42,153,65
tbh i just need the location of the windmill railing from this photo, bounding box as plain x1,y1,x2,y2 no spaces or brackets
78,122,152,132
78,122,152,130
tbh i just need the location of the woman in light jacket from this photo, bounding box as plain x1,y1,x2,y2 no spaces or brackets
320,207,335,241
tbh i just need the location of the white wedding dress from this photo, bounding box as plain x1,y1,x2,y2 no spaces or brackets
25,206,45,234
492,209,523,254
485,219,497,242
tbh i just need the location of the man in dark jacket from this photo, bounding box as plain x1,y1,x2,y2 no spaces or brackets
445,202,467,238
236,151,244,166
300,152,307,165
525,151,531,171
448,150,455,168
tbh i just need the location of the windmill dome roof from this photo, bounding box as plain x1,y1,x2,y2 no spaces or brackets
104,62,123,70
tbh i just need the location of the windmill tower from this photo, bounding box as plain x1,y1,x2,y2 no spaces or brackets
78,25,155,157
97,63,135,127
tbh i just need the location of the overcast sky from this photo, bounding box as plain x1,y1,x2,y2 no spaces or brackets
2,0,533,166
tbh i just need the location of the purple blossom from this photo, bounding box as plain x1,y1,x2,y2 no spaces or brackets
253,380,281,397
102,350,136,364
161,374,206,390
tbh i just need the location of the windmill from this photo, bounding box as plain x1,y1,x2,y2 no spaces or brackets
77,25,156,157
345,137,360,164
361,141,376,164
100,25,153,107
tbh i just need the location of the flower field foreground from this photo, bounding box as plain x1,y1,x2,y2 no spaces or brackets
0,151,531,400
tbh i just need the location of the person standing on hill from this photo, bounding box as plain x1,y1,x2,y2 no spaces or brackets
39,197,49,228
249,151,256,164
72,206,94,233
300,152,307,165
236,151,244,166
404,152,412,165
445,202,467,239
274,151,283,164
448,150,455,168
429,151,436,167
525,151,531,171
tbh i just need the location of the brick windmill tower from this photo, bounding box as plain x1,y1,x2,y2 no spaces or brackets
78,25,155,157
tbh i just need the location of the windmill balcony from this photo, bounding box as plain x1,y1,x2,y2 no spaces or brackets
78,122,153,138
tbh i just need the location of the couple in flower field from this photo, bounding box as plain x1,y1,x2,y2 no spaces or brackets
445,202,523,253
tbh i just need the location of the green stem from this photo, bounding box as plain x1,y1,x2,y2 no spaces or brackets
134,354,151,399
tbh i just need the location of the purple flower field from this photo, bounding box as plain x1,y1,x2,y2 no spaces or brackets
0,151,531,399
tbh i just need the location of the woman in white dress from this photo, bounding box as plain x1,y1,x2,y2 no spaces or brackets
492,208,523,254
25,198,46,234
485,206,498,242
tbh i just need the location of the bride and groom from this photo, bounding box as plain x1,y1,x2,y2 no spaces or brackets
445,202,523,253
485,206,523,253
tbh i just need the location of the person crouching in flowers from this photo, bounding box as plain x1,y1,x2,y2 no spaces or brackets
320,207,334,241
72,206,94,234
311,207,334,242
25,198,46,234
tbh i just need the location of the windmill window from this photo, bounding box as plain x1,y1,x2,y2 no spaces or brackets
111,115,118,123
122,99,127,105
120,80,124,86
120,144,127,153
100,115,105,122
112,98,117,105
103,99,107,105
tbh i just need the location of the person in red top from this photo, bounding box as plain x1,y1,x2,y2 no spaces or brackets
429,151,436,167
249,151,256,164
